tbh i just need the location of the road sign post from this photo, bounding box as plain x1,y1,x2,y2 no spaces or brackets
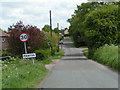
19,33,29,64
24,42,27,54
20,33,36,65
23,53,36,58
23,53,36,65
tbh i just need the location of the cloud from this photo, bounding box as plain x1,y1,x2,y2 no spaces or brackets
0,0,88,30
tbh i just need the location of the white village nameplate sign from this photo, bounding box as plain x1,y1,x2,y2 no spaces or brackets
23,53,36,59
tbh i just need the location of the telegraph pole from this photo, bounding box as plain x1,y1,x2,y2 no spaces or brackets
57,23,59,52
49,10,52,56
49,10,52,37
61,26,63,49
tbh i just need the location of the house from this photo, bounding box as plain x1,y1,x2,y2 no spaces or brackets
0,30,9,51
64,29,69,35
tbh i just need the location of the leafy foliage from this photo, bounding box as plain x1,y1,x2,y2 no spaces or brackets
82,45,119,71
84,4,118,57
93,45,119,71
2,50,16,57
42,25,50,32
68,2,104,47
68,2,118,57
7,21,48,56
34,49,50,60
2,58,48,88
53,27,59,33
84,5,118,48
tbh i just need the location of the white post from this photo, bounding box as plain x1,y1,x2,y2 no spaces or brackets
24,42,27,54
24,42,28,64
32,58,34,65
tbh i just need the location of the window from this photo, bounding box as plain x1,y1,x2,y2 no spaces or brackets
2,38,5,42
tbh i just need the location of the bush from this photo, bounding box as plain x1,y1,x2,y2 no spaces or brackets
64,34,70,37
2,50,17,57
82,49,88,57
7,21,48,56
51,46,57,56
93,45,119,71
46,32,59,47
68,2,103,47
34,49,50,60
84,5,118,49
46,32,59,55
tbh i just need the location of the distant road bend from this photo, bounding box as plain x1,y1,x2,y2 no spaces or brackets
39,37,118,88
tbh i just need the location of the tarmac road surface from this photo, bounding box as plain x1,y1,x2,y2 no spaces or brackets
39,37,118,88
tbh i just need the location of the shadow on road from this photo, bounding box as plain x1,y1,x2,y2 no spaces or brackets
62,37,88,61
62,37,74,48
63,42,74,48
62,58,88,60
63,53,84,57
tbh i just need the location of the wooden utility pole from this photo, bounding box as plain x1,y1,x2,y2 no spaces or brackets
49,10,52,37
57,23,59,52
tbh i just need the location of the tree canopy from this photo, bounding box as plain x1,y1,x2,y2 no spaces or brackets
68,2,118,57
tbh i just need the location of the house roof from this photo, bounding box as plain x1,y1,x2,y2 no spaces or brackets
0,30,9,37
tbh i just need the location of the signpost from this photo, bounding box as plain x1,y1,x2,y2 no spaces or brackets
23,53,36,59
20,33,28,53
20,33,29,64
19,33,29,42
19,33,35,65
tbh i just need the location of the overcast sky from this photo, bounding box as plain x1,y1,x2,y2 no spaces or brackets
0,0,88,30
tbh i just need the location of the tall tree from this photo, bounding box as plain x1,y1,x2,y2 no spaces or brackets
68,2,104,47
42,25,50,32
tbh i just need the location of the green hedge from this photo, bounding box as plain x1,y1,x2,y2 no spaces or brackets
64,34,70,37
34,49,50,60
2,50,17,57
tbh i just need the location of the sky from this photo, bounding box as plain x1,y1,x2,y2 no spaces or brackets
0,0,88,31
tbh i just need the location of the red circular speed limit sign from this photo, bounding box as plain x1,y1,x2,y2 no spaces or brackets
19,33,29,42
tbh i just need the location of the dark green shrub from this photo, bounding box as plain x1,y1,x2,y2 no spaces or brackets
64,34,70,37
34,49,50,60
84,5,118,49
51,46,57,56
68,2,103,47
82,49,88,57
2,51,16,57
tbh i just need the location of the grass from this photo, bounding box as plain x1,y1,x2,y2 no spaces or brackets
82,45,119,71
51,49,64,59
2,58,49,88
2,49,64,88
82,49,88,57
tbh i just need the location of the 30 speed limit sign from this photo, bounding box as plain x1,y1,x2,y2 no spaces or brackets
19,33,29,42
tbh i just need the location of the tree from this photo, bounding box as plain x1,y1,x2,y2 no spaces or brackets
42,25,50,32
68,2,104,47
84,4,118,57
68,2,118,57
53,27,59,33
8,21,47,56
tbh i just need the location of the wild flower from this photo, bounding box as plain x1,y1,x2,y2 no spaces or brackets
4,65,7,67
104,44,108,46
27,72,29,74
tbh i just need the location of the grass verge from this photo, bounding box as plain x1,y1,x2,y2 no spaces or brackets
2,49,64,88
82,49,88,57
51,49,64,59
82,45,119,71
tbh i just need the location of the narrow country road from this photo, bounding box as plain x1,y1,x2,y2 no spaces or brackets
39,37,118,88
